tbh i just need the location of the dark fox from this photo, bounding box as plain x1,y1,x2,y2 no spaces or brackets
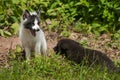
54,39,120,73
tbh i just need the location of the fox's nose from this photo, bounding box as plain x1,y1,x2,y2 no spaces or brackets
36,28,40,31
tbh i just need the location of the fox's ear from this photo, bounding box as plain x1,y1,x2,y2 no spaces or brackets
36,9,40,16
22,10,30,20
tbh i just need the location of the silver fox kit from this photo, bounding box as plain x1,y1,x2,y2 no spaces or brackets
19,10,47,60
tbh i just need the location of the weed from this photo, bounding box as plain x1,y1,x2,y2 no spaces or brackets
0,54,120,80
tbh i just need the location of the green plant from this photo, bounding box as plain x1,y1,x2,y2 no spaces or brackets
112,30,120,40
0,54,120,80
0,0,120,38
0,0,50,37
73,22,91,33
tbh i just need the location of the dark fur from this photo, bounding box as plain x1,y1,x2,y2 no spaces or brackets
23,10,40,31
54,39,120,73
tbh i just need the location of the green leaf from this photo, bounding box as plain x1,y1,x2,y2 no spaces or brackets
4,31,12,36
0,15,4,21
100,0,105,4
12,0,20,4
50,2,59,9
11,22,19,35
0,29,4,36
10,16,18,22
75,2,82,6
15,45,22,53
92,23,101,28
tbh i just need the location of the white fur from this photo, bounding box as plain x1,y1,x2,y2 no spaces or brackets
32,19,40,30
30,12,37,15
19,16,47,60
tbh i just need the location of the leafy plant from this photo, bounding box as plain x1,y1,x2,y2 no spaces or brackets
0,54,120,80
112,30,120,40
0,0,120,38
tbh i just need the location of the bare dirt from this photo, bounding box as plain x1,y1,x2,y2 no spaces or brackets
0,31,120,67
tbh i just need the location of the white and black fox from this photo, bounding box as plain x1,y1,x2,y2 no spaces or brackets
19,10,47,60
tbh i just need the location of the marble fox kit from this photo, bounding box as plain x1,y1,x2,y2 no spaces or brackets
54,39,120,73
19,10,47,60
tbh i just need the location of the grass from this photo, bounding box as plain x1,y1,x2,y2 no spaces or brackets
0,54,120,80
